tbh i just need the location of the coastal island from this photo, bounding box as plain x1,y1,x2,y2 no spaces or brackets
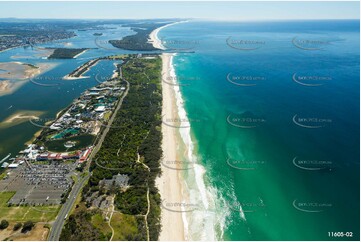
48,48,89,59
109,22,174,51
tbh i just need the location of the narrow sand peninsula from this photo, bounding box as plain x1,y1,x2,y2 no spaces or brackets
63,58,99,80
156,53,185,241
62,75,90,81
149,21,189,50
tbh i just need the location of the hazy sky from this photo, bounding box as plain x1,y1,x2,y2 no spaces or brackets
0,1,359,20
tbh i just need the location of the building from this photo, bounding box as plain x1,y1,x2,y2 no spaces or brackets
79,147,92,163
100,174,129,189
94,105,106,112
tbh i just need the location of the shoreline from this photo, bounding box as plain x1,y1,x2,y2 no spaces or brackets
149,20,189,50
154,20,191,241
63,58,100,80
62,75,90,80
156,53,186,241
73,49,88,59
155,20,219,241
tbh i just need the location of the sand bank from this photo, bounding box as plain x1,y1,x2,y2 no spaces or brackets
0,110,45,129
0,62,57,96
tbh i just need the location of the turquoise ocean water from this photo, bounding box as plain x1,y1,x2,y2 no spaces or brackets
159,20,360,240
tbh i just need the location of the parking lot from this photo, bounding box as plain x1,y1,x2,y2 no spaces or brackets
0,162,74,205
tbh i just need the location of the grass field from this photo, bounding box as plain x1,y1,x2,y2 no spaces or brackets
0,191,60,222
0,171,7,180
91,213,112,239
110,213,138,240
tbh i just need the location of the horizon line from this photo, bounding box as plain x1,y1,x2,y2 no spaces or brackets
0,17,359,21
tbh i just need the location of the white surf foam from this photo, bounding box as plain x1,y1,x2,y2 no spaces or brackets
169,54,230,240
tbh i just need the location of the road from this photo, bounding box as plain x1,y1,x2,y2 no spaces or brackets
48,174,89,241
90,79,130,161
48,70,130,241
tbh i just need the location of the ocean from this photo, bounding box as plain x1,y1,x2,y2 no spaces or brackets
159,20,360,240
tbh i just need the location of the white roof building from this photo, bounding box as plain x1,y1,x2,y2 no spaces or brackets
95,106,106,112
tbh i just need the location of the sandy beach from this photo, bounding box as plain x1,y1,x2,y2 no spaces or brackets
149,27,166,50
73,49,88,59
148,21,189,50
156,53,186,241
62,75,90,80
153,21,191,241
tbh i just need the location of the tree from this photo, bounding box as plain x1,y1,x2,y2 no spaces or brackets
0,220,9,229
21,221,35,233
13,223,22,231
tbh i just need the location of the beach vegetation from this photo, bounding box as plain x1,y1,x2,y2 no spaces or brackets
48,48,88,59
